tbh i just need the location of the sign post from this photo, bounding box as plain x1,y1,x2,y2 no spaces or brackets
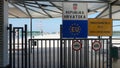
62,2,88,38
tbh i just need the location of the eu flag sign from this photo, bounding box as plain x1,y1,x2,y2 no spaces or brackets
62,2,88,38
62,20,88,38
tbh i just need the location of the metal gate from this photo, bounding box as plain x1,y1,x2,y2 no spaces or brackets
28,39,110,68
8,24,111,68
28,39,60,68
8,24,27,68
61,39,110,68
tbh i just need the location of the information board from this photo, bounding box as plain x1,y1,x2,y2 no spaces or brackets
62,20,88,38
63,2,88,20
88,18,112,36
62,2,88,38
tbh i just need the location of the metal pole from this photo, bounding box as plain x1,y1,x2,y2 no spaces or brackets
109,3,112,68
30,18,32,39
60,25,62,68
29,18,32,54
9,24,12,68
40,1,109,3
23,2,32,39
25,24,27,68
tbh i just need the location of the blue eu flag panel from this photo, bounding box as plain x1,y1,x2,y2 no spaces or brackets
62,20,88,38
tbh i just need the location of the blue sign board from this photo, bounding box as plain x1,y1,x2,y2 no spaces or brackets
62,20,88,38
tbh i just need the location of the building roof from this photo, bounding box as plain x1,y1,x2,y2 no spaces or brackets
8,0,120,20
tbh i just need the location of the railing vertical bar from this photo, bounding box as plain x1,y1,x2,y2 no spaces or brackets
66,40,68,68
33,40,35,68
107,40,109,68
17,29,20,68
82,40,84,68
21,28,24,68
76,41,79,68
103,39,105,68
86,40,87,68
37,40,39,68
91,40,93,68
78,40,80,68
57,40,60,68
79,40,81,68
28,41,30,68
41,40,43,68
60,25,62,68
68,40,71,68
25,25,27,68
88,40,90,68
80,40,82,68
87,40,89,68
99,40,101,68
53,40,55,68
9,24,12,68
86,40,88,68
72,40,75,68
84,40,86,68
49,40,51,68
62,40,64,68
45,40,47,68
13,28,15,68
34,40,36,68
67,40,69,68
83,40,85,68
102,40,107,68
13,28,16,68
95,51,97,68
76,51,79,68
64,40,67,68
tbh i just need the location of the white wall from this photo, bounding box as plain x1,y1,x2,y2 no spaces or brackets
3,0,8,66
0,0,8,67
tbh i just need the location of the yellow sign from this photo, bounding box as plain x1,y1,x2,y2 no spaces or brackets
88,18,112,36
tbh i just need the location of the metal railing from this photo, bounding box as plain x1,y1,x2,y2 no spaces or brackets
28,38,110,68
8,24,111,68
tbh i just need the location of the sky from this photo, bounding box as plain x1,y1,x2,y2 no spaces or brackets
9,18,62,33
8,13,98,33
9,13,120,33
